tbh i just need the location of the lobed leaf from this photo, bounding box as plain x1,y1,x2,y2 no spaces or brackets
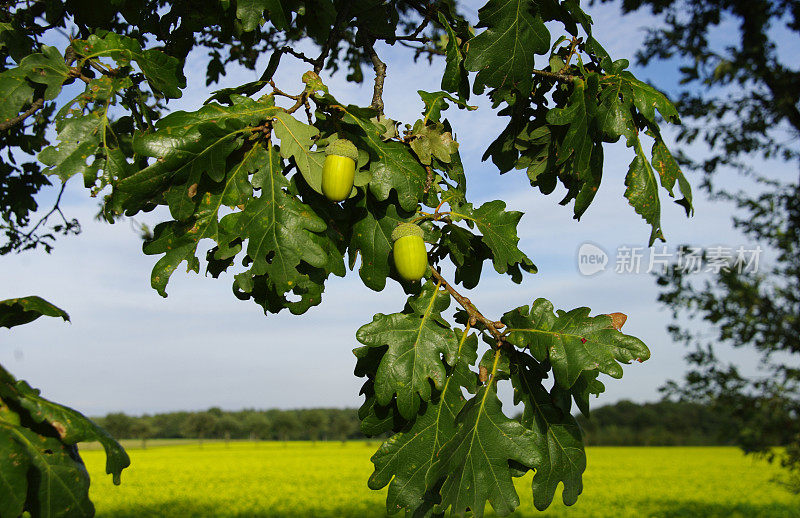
0,45,69,124
510,352,586,510
72,33,185,98
427,382,539,517
450,200,536,279
356,281,459,419
501,298,650,389
368,331,478,514
465,0,551,95
0,424,94,518
439,14,470,100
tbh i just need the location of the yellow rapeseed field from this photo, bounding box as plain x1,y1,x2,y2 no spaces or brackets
80,442,800,517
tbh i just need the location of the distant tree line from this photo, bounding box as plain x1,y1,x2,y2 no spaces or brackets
94,400,747,447
96,407,362,447
576,400,740,446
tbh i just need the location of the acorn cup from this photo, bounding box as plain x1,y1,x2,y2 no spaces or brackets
321,138,358,202
391,223,428,282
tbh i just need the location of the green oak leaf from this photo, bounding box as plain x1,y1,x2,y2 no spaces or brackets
626,139,664,245
236,0,291,31
450,200,536,277
0,366,130,485
610,72,679,126
597,68,680,141
0,66,35,124
501,298,651,389
0,45,69,124
0,365,129,514
596,77,637,144
651,135,694,216
143,142,262,296
465,0,551,95
439,13,470,100
510,352,586,511
112,96,276,213
369,330,479,515
354,345,410,438
206,49,283,105
418,90,475,125
39,78,135,189
545,75,603,217
409,120,459,165
271,111,325,194
0,296,69,329
370,114,398,141
569,370,605,418
235,265,327,315
72,33,185,98
290,175,349,278
356,281,459,419
0,22,35,62
39,114,103,184
223,144,327,294
358,386,405,437
366,138,428,212
0,424,29,518
435,224,492,289
546,76,597,173
427,383,539,517
20,45,70,101
0,424,94,517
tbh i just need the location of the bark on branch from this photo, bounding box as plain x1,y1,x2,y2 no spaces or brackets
428,266,507,347
0,98,44,132
366,41,387,114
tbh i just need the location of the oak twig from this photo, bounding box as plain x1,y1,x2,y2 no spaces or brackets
283,47,317,67
0,98,44,132
314,5,352,74
269,80,301,100
428,266,506,347
531,68,577,82
392,16,431,43
366,41,387,114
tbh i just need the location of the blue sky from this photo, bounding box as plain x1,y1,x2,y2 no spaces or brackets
1,1,794,416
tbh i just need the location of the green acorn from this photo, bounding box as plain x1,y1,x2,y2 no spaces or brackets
322,138,358,202
391,223,427,281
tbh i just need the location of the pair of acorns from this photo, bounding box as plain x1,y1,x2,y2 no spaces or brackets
323,138,427,282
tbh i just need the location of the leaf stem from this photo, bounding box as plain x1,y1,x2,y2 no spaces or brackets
488,347,502,384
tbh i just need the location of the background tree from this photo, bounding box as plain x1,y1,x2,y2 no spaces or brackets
242,412,271,441
271,410,301,442
215,414,242,444
329,410,360,442
130,418,155,449
300,408,330,441
593,0,800,490
101,411,135,438
0,0,695,515
181,411,219,446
